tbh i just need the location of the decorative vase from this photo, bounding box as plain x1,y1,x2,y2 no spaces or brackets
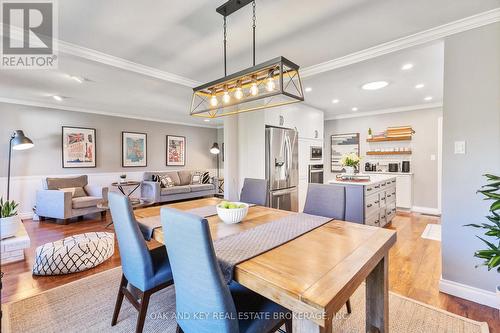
0,215,21,239
344,166,355,175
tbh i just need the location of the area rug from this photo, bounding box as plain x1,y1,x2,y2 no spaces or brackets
2,267,488,333
421,223,442,241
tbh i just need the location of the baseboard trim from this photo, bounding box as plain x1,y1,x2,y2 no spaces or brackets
439,278,499,309
411,206,441,216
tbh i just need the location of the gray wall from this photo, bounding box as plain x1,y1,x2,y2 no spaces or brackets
441,23,500,292
0,103,218,177
324,107,442,209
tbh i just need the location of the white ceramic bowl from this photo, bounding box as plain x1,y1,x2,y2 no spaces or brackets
216,202,249,224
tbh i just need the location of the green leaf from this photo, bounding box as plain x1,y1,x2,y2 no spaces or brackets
479,191,500,200
488,255,500,269
484,174,500,181
490,200,500,212
476,236,499,250
482,181,500,188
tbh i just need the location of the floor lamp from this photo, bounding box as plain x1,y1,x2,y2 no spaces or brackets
7,130,34,200
210,142,220,178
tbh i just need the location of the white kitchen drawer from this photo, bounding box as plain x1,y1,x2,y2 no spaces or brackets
386,202,397,222
380,191,387,206
379,207,388,227
365,193,380,216
366,211,381,227
385,188,396,204
365,182,382,195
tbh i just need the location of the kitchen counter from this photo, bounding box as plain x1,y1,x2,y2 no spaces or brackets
327,173,396,186
364,171,413,176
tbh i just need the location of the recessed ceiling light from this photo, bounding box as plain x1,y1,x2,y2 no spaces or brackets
204,119,210,122
332,99,339,104
52,95,63,102
69,75,84,83
305,87,312,92
424,96,433,101
401,63,414,70
361,81,389,90
351,107,358,111
415,83,425,89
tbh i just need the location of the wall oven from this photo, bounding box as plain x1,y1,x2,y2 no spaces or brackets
310,146,323,160
308,164,324,184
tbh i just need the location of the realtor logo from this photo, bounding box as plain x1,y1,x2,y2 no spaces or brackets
1,0,58,69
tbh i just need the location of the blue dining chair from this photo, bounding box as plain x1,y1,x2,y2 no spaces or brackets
240,178,268,206
303,183,352,314
160,207,292,333
107,192,174,333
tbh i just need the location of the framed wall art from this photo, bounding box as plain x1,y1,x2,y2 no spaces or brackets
330,133,359,172
166,135,186,166
62,126,97,168
122,132,147,167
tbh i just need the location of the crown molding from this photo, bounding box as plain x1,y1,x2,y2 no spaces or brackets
1,24,201,88
0,97,216,129
301,8,500,78
325,102,442,121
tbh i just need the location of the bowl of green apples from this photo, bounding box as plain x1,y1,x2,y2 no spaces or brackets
216,201,249,224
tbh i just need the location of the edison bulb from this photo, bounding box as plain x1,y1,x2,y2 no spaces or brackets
265,77,275,92
222,91,231,104
250,82,259,96
210,94,218,107
234,87,243,100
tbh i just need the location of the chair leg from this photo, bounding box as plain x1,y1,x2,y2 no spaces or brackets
284,318,293,332
346,298,352,314
101,211,107,219
176,324,184,333
111,274,128,326
135,290,151,333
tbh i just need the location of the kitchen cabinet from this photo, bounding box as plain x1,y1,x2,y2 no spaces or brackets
265,104,323,140
327,175,397,227
395,174,413,209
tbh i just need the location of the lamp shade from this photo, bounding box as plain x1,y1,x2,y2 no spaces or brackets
11,130,34,150
210,142,220,154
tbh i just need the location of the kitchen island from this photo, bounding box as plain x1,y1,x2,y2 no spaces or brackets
328,174,397,227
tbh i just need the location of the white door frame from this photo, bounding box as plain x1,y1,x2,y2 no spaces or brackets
437,116,443,213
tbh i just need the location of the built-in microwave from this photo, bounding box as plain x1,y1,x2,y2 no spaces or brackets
310,146,322,160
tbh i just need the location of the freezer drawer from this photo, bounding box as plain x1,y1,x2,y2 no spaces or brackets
269,188,298,212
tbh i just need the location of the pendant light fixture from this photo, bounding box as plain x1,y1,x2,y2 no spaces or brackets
190,0,304,119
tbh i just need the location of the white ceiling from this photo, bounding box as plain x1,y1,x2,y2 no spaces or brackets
0,0,498,125
302,41,444,119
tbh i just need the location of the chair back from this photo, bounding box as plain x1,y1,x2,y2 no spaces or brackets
240,178,268,206
108,192,154,291
303,183,346,219
161,208,238,333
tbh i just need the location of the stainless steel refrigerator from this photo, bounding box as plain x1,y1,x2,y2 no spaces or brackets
265,126,298,212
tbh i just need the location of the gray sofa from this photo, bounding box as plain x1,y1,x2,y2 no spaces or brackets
36,175,108,224
141,170,218,204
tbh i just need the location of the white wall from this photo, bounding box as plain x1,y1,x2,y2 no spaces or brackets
324,107,442,211
440,22,500,308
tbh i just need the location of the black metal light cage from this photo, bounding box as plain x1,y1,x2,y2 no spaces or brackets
190,56,304,118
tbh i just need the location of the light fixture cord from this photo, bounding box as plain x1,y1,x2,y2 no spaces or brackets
223,16,227,76
252,0,256,66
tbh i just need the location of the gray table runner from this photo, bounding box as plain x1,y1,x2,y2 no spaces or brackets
213,213,332,283
137,204,255,240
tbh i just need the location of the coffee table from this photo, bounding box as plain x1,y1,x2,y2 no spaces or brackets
111,181,142,204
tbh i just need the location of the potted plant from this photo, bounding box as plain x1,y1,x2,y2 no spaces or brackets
368,128,373,139
340,153,360,175
465,174,500,305
0,197,21,239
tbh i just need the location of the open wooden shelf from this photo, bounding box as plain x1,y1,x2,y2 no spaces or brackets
366,151,412,155
367,136,412,142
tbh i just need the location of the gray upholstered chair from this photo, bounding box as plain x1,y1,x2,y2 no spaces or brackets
108,192,173,333
160,207,292,333
240,178,268,206
36,175,108,224
303,183,352,314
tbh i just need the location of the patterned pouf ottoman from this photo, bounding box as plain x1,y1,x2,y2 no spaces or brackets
33,232,114,275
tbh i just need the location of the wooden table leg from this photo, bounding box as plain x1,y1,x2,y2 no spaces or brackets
366,255,389,333
293,315,332,333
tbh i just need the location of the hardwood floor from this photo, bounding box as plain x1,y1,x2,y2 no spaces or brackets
1,212,499,331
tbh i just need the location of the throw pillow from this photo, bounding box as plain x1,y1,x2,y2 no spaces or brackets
59,187,87,198
158,175,174,188
151,174,159,182
201,172,210,184
191,172,203,185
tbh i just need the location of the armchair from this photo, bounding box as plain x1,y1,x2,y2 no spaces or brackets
36,175,108,224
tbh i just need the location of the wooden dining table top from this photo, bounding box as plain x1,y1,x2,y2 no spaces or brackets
135,197,397,330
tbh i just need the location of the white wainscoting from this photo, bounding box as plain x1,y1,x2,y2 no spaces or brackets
0,169,216,219
439,278,499,309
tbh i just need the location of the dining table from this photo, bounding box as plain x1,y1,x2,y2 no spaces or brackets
135,197,397,333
